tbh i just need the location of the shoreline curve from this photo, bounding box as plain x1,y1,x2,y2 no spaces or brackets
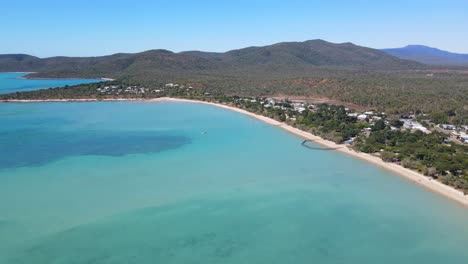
2,97,468,208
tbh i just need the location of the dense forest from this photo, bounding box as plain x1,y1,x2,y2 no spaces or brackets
2,70,467,125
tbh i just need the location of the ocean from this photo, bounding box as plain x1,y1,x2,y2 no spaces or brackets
1,101,467,264
0,72,101,94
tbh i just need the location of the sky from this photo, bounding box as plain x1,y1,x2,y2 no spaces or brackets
2,0,468,57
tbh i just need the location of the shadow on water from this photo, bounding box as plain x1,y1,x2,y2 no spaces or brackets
0,129,191,169
301,140,342,150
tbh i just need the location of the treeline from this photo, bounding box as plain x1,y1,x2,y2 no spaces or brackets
2,68,468,125
126,70,468,125
296,104,368,143
354,127,468,191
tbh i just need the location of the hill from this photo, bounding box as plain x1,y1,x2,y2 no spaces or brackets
0,40,423,80
382,45,468,66
2,40,468,124
221,40,421,69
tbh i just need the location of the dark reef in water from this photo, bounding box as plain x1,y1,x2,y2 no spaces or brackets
0,129,191,169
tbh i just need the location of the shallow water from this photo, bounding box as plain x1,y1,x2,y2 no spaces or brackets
0,72,101,94
1,102,467,263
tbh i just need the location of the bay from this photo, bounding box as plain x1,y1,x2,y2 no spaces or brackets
1,102,467,264
0,72,101,94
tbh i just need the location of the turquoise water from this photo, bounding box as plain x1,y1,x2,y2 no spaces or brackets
0,72,101,94
1,102,468,264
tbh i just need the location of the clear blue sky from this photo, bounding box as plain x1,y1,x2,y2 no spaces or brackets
2,0,468,57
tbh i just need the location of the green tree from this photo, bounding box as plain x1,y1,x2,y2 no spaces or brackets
372,119,386,131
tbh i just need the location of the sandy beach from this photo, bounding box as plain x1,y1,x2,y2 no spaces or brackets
157,98,468,208
3,97,468,207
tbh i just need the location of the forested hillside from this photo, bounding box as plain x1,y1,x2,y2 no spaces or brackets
1,40,422,78
1,40,467,123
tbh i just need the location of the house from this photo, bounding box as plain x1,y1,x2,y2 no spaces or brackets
291,102,306,113
461,135,468,144
403,119,430,134
402,119,413,129
357,114,368,121
412,123,430,134
441,124,455,130
454,132,468,143
296,107,306,113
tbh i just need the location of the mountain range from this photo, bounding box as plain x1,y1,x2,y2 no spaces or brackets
0,40,423,80
1,40,467,123
382,45,468,66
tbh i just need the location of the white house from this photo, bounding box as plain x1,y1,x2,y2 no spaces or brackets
357,114,367,121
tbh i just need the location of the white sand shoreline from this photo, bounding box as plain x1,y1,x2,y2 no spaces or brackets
2,97,468,207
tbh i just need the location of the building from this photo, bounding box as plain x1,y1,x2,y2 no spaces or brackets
461,135,468,144
357,114,367,121
403,119,430,134
441,124,455,130
266,98,276,105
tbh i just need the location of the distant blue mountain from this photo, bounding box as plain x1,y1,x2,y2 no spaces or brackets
382,45,468,66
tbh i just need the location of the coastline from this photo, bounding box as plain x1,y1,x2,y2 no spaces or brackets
2,97,468,207
0,72,110,81
19,77,107,81
0,71,37,73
